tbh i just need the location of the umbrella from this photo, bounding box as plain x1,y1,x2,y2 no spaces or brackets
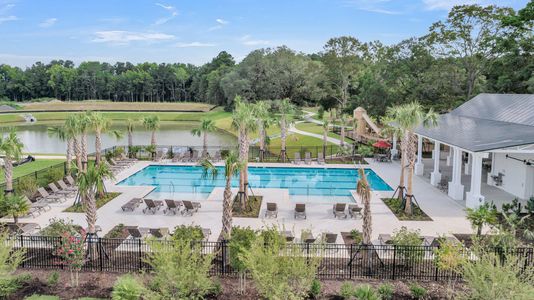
372,140,391,149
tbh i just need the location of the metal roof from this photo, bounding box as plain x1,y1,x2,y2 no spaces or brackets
415,94,534,152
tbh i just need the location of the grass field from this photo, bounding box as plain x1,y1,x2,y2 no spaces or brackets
267,133,340,159
0,159,65,183
19,100,214,112
295,122,343,140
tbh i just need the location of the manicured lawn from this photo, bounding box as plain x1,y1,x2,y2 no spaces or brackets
295,122,343,140
213,115,281,139
63,192,121,212
21,100,214,112
0,159,65,184
267,133,340,159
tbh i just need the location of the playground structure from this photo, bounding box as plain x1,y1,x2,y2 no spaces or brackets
350,107,383,142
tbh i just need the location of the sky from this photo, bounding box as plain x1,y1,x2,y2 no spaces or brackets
0,0,529,68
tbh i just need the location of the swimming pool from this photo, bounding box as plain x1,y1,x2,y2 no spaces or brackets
118,165,392,202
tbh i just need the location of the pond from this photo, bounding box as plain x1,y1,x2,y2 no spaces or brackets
2,122,236,154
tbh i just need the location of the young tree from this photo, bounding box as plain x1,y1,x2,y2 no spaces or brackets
76,112,92,172
0,194,30,224
357,168,372,245
0,130,24,195
274,98,295,162
201,151,245,240
76,163,114,236
90,113,111,164
126,118,135,157
231,96,257,208
65,114,83,172
386,103,437,215
191,119,216,158
465,203,498,236
142,115,160,152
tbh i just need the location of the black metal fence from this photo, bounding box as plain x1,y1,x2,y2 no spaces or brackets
14,236,534,281
0,161,67,193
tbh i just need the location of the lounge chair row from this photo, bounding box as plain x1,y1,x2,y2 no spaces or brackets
170,150,223,163
265,202,363,219
127,226,211,241
293,152,326,165
281,230,338,244
108,156,137,173
121,198,202,216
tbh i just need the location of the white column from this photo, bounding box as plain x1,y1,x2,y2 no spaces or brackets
446,147,453,166
466,152,489,208
448,147,465,200
430,141,442,186
415,135,424,176
464,153,472,175
390,134,398,160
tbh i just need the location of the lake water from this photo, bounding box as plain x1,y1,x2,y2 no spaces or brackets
2,122,236,154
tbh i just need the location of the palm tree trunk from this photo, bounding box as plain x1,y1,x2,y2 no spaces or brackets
74,137,83,171
128,130,133,150
340,124,345,146
362,194,372,245
258,121,265,162
397,135,408,201
404,133,418,215
323,129,328,157
238,130,248,209
95,130,102,165
203,131,208,157
280,118,287,162
405,166,414,215
82,131,88,172
220,177,233,241
151,130,156,147
3,158,13,195
66,138,74,175
86,192,97,234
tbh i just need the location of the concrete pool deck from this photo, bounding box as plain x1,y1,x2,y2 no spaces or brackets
5,159,475,243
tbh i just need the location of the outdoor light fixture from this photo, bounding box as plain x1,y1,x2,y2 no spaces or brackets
505,154,533,166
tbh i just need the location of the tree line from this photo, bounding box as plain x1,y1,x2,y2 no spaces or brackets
0,3,533,116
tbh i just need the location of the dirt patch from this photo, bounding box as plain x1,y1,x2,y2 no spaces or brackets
232,195,263,218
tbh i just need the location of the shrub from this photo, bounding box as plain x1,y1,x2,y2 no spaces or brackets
171,225,204,242
0,194,30,223
0,231,26,297
145,238,215,299
241,232,321,300
112,274,145,300
309,279,321,299
392,226,424,261
350,229,363,244
0,275,31,298
377,283,394,300
57,231,86,287
15,176,38,198
465,202,497,236
46,271,59,286
354,285,379,300
228,226,256,272
357,144,374,157
40,218,81,236
409,283,427,299
40,167,64,187
339,282,355,299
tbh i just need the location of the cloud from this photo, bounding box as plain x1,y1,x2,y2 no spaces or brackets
216,18,228,25
92,31,175,44
39,18,57,28
0,15,17,24
422,0,486,10
208,18,229,31
154,2,178,25
240,35,270,46
343,0,402,15
0,3,15,14
174,42,216,48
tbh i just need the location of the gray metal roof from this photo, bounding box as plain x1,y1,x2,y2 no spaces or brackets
415,94,534,152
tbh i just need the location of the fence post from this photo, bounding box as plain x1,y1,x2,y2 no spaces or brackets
98,238,104,272
63,162,67,175
392,245,396,280
221,240,226,275
138,239,142,271
349,244,353,279
20,235,25,268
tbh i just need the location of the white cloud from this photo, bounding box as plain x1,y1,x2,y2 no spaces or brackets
216,18,228,25
343,0,402,15
92,31,175,44
0,3,15,14
0,15,17,24
240,35,270,46
422,0,486,10
175,42,216,48
39,18,57,28
154,2,178,25
208,18,229,31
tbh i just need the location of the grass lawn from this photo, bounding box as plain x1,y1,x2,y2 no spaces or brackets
0,159,65,184
213,115,281,140
295,122,343,140
21,100,214,112
267,133,340,159
64,192,121,212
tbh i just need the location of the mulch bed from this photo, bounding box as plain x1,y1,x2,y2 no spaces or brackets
232,195,263,218
381,198,433,221
63,192,121,213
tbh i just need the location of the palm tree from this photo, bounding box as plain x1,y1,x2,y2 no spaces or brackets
142,115,160,159
47,126,72,173
232,96,257,208
386,102,437,215
357,168,372,245
126,119,135,157
0,194,29,224
253,101,273,162
76,163,114,235
63,115,83,172
380,115,404,201
201,151,244,240
77,112,92,172
90,113,122,165
321,115,330,159
275,98,295,162
191,119,216,158
0,129,24,195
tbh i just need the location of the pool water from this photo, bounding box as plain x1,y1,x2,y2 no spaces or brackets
118,165,392,202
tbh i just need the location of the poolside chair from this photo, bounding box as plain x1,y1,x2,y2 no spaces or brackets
281,230,295,242
172,153,183,163
348,204,363,219
128,227,150,239
163,199,182,215
182,200,201,216
438,177,449,192
23,196,51,213
265,202,278,218
5,223,41,235
301,231,315,243
48,182,73,196
294,203,306,219
202,228,211,241
378,234,393,245
110,158,129,167
317,152,325,165
181,151,192,162
149,227,170,239
333,203,347,219
121,198,142,212
322,233,338,245
142,199,164,214
37,187,65,203
119,153,137,163
304,152,312,165
189,150,199,162
293,152,302,164
65,175,76,187
56,180,77,192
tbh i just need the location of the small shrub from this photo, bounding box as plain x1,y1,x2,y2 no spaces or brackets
46,271,59,286
15,176,38,198
0,275,31,298
40,218,81,236
57,231,86,287
24,295,60,300
357,144,374,157
350,229,363,244
392,226,424,261
40,168,64,186
354,285,379,300
112,274,145,300
339,282,355,299
377,283,394,300
309,279,321,298
171,225,204,242
409,283,427,300
228,226,257,272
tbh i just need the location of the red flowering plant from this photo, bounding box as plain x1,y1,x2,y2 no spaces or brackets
56,229,86,287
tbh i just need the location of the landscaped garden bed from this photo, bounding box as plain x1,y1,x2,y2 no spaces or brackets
63,193,121,213
381,197,432,221
232,195,263,218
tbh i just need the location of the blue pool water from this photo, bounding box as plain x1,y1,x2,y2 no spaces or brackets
118,165,392,202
